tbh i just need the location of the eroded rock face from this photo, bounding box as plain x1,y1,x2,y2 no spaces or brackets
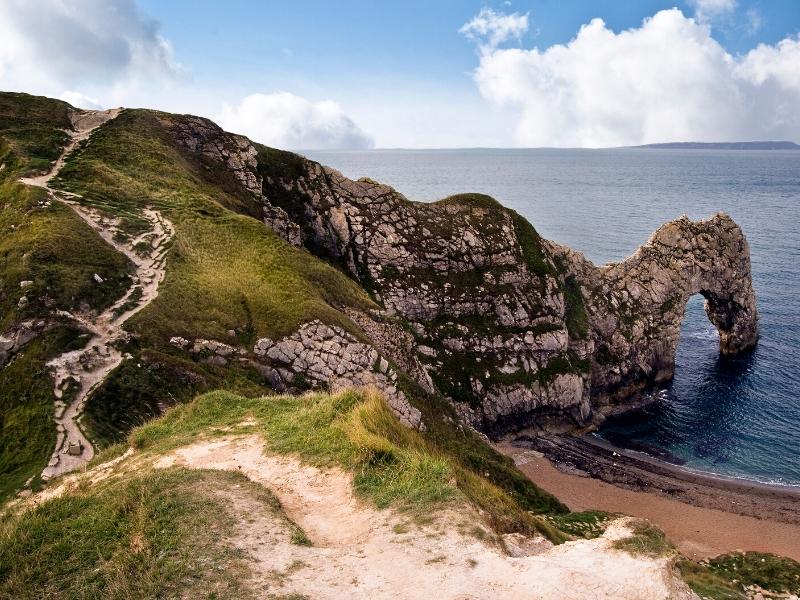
552,213,759,406
253,320,424,430
250,151,758,435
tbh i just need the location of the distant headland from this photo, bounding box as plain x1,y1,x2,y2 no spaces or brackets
633,141,800,150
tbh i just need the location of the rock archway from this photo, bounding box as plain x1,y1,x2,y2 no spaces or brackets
568,213,759,406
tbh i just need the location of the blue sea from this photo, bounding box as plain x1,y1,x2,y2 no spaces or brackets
307,148,800,487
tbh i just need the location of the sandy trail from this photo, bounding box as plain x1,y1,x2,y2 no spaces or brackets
155,435,696,599
18,108,174,480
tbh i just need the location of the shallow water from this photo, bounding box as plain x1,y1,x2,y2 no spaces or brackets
307,148,800,485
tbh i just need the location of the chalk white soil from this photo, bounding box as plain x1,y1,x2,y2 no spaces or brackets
154,435,697,600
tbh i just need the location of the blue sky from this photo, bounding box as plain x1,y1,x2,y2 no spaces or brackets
1,0,799,148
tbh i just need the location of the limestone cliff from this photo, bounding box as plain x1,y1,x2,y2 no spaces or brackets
251,149,758,435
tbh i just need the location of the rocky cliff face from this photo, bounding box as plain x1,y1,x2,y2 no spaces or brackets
144,117,758,436
250,150,758,436
552,214,758,408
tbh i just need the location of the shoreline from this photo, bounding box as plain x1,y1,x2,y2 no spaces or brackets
580,433,800,498
497,434,800,560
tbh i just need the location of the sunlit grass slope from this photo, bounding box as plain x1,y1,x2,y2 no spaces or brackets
0,93,133,502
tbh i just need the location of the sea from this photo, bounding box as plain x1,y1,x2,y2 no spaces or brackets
307,147,800,487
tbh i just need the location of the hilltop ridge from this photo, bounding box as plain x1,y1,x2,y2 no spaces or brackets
0,91,757,495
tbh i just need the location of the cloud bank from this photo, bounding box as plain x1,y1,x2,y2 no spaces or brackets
0,1,374,150
689,0,737,24
219,93,374,150
463,8,800,147
0,0,177,102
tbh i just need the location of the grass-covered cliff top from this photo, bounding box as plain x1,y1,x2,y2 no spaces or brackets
0,388,563,596
0,93,375,501
54,108,375,344
4,387,798,599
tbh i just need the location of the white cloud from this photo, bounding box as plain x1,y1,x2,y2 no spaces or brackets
465,8,800,147
744,8,764,35
218,93,374,150
689,0,737,24
0,0,177,103
459,8,529,49
60,91,104,110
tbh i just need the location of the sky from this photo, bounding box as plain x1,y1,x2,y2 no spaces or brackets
1,0,799,149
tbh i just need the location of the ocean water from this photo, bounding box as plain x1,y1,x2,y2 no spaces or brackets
307,148,800,486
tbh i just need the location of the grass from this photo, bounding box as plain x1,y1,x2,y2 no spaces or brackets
131,388,456,513
41,104,376,446
545,510,615,539
0,468,303,599
131,386,569,541
563,274,589,339
612,519,674,556
677,559,748,600
0,91,72,178
0,93,138,501
0,179,132,332
55,108,375,346
0,326,88,504
82,348,268,449
679,552,800,599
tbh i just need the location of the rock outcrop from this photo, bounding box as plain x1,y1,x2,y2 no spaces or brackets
250,151,758,436
552,213,758,406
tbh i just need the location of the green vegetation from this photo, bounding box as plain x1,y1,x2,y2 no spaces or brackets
0,91,71,177
678,559,748,600
131,387,567,538
55,108,374,346
0,326,85,503
660,292,681,314
42,106,376,444
0,181,132,329
0,93,138,501
0,468,303,599
83,350,264,448
563,274,589,339
435,192,504,211
510,210,558,278
612,519,674,556
545,510,615,539
677,553,800,600
132,389,456,512
381,378,569,533
429,347,589,409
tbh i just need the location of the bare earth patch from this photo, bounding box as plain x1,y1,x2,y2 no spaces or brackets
154,435,696,599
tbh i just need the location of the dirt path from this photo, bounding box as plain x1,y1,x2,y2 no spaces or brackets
19,108,174,480
154,435,696,599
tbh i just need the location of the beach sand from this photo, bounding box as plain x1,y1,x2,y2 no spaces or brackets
498,437,800,561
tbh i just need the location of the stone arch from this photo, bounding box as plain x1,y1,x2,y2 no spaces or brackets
583,213,758,404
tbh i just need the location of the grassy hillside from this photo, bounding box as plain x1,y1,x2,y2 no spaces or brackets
4,387,798,599
1,387,565,597
0,93,134,502
43,107,377,446
132,388,568,533
55,108,375,344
